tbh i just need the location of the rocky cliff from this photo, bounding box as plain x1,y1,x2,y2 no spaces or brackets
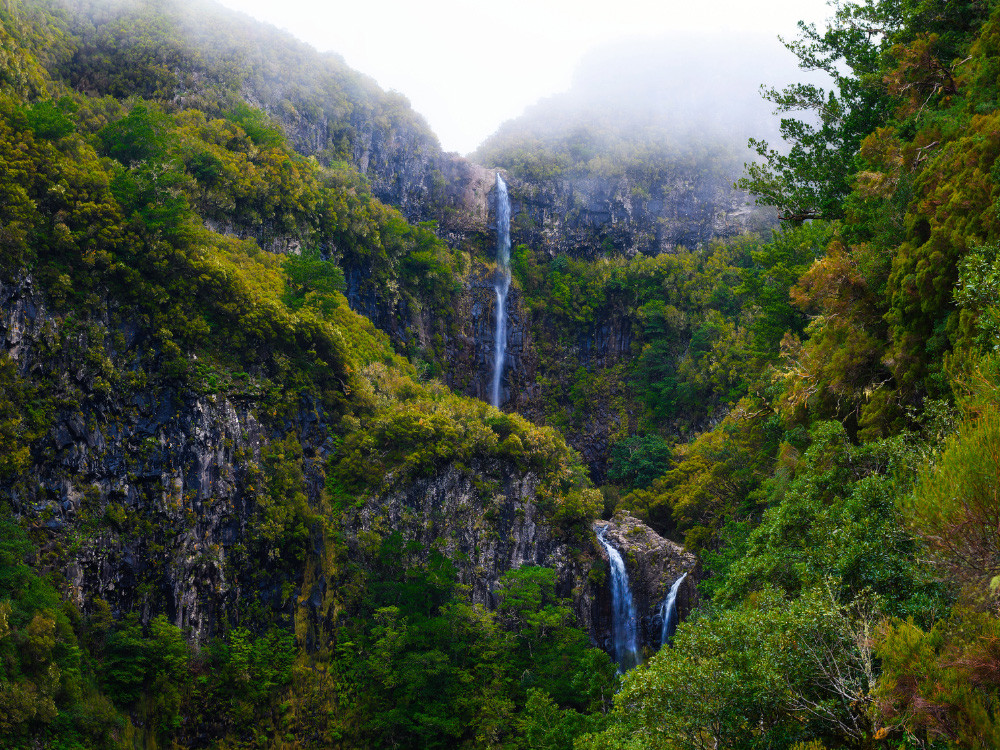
503,172,774,260
3,276,265,643
593,513,698,655
339,476,698,657
1,274,691,658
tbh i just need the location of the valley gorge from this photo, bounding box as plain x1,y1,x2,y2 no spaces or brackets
5,0,1000,748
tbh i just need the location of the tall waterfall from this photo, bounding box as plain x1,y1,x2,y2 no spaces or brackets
596,526,640,671
489,173,511,408
659,572,687,648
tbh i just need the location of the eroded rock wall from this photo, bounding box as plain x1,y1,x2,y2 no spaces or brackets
503,173,773,260
1,275,289,643
2,275,675,655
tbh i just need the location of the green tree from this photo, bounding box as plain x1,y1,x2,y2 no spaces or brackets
98,103,172,166
582,589,879,750
607,434,673,490
738,0,902,221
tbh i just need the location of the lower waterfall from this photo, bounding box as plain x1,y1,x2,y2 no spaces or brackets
659,572,687,648
596,526,640,671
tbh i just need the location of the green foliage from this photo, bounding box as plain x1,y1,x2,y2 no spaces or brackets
519,688,608,750
904,393,1000,600
282,247,346,316
0,511,128,748
877,609,1000,748
496,567,616,712
0,354,50,482
618,401,776,549
55,0,438,163
714,421,941,619
23,97,76,140
737,0,902,221
224,102,285,147
777,239,893,436
332,363,598,530
253,434,317,568
606,434,673,490
98,103,172,165
583,588,879,750
515,235,764,443
332,540,614,749
955,243,1000,355
206,626,296,731
739,222,831,355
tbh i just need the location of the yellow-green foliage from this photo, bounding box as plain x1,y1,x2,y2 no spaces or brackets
334,362,600,526
514,232,774,440
0,0,73,99
619,399,773,550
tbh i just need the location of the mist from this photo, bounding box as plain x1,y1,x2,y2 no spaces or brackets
475,30,827,158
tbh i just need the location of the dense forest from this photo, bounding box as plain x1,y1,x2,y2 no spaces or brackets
3,0,1000,748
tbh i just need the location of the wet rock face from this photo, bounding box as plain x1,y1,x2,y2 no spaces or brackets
2,273,698,656
441,264,537,410
591,513,697,656
0,276,333,644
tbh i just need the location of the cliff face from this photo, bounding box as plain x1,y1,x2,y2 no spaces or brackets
342,463,598,632
262,92,497,250
504,173,773,260
351,119,496,237
341,134,773,261
1,276,285,644
2,275,680,657
267,77,773,264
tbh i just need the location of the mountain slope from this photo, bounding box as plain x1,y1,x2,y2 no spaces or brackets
0,1,635,746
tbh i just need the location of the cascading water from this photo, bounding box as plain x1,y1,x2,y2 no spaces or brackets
489,173,511,408
659,572,687,648
596,526,640,671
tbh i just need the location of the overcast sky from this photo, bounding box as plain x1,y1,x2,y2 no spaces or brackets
215,0,834,155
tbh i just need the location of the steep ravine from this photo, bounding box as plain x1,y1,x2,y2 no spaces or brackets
334,163,765,476
1,275,687,656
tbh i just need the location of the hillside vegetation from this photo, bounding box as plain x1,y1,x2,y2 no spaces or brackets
0,0,610,747
583,0,1000,747
4,0,1000,748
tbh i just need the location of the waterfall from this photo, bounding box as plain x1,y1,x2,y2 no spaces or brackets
489,173,511,408
659,572,687,648
596,526,640,671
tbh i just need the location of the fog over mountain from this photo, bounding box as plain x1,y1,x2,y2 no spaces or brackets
476,30,823,156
